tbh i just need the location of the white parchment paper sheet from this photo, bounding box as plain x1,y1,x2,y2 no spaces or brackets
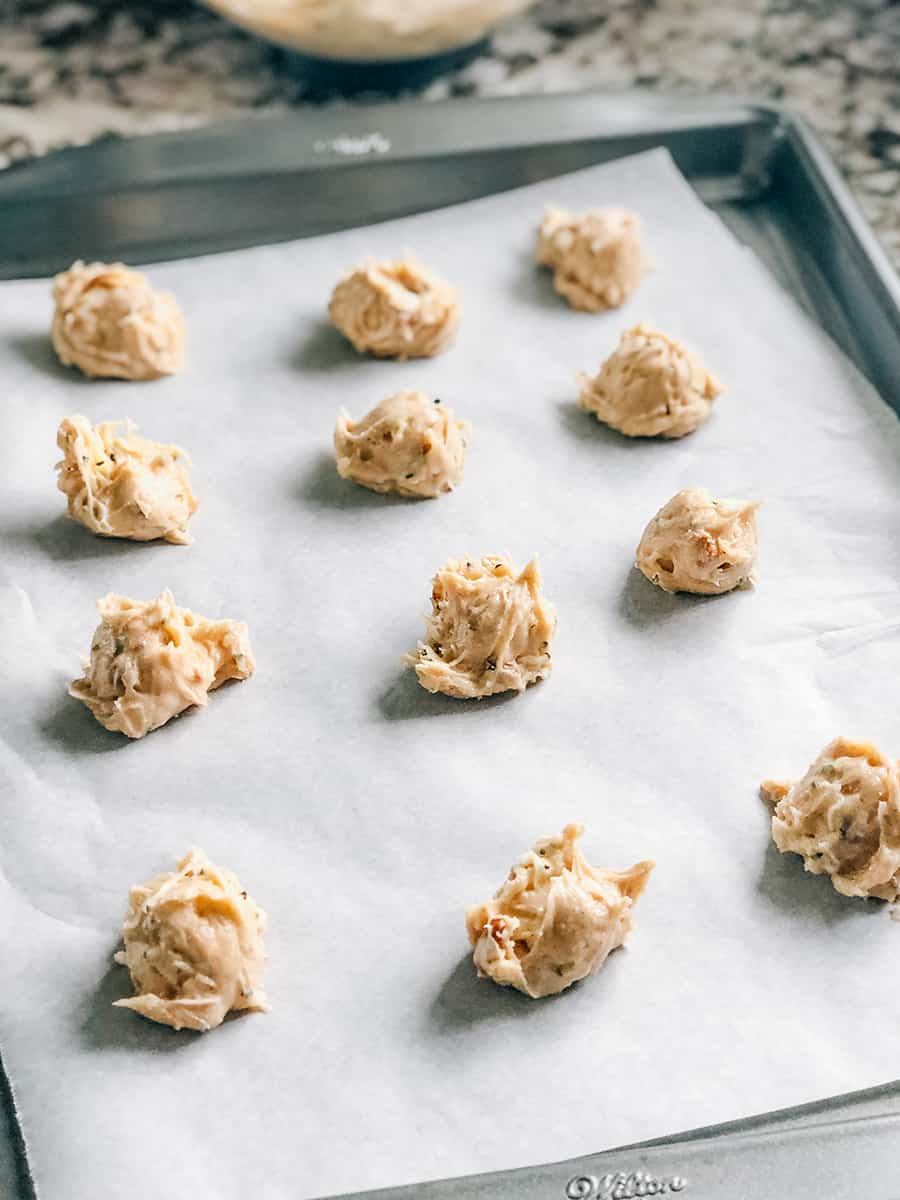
2,149,900,1200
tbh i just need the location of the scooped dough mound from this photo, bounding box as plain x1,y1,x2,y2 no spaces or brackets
536,206,646,312
69,590,255,739
762,738,900,901
56,414,198,545
334,391,469,499
114,848,268,1032
51,261,184,380
404,555,556,699
636,488,760,595
328,257,459,359
466,824,654,999
578,324,722,438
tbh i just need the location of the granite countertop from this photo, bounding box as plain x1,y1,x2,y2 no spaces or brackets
0,0,898,264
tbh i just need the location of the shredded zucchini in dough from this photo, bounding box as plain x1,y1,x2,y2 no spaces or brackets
635,487,760,595
579,324,722,439
115,848,268,1032
536,206,646,312
69,590,255,739
51,260,184,381
762,738,900,901
334,390,469,499
405,555,556,699
56,414,198,545
328,257,459,360
467,824,654,998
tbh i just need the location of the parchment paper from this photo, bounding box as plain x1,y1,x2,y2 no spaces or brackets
2,149,900,1200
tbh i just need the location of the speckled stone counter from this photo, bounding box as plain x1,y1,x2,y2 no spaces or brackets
1,0,898,264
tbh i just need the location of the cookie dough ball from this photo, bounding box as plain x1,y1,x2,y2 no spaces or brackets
466,824,654,999
51,261,184,380
56,415,198,545
405,555,556,699
328,256,459,359
334,391,469,499
762,738,900,901
114,848,268,1031
536,206,646,312
578,324,722,438
636,488,760,595
69,590,255,739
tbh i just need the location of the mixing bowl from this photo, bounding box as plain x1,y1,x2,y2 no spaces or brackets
200,0,540,64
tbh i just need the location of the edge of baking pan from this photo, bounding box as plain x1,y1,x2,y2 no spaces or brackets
0,92,778,279
770,109,900,403
0,91,770,198
0,1050,37,1200
313,1092,900,1200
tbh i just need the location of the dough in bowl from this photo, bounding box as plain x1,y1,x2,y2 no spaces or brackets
635,487,760,595
536,206,646,311
404,555,555,699
466,823,654,998
69,590,255,738
114,848,268,1032
51,260,184,380
56,414,198,545
334,390,469,498
762,738,900,901
578,324,722,438
199,0,537,61
328,256,458,359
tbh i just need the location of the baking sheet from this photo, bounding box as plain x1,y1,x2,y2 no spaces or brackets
2,147,900,1200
